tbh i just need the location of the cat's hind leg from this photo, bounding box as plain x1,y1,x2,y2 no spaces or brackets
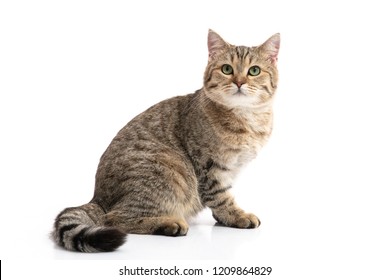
104,211,189,236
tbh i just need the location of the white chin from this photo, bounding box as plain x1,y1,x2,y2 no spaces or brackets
224,94,259,108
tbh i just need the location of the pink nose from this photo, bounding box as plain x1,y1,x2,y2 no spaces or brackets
235,81,244,88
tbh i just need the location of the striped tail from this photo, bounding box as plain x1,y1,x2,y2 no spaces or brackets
51,203,126,252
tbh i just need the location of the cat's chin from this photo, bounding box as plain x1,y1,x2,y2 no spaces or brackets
207,93,262,110
232,90,246,96
226,94,260,109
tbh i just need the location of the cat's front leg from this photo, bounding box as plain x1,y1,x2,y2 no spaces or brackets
204,189,260,229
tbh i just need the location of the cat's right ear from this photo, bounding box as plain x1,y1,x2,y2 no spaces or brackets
208,29,229,60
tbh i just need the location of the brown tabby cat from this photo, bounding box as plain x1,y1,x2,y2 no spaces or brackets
52,30,280,252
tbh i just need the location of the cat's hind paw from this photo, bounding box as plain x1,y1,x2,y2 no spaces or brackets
153,218,189,236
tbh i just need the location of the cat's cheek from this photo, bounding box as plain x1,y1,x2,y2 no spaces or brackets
203,90,224,106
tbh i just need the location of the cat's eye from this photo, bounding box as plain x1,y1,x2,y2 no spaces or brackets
248,66,261,76
221,64,234,75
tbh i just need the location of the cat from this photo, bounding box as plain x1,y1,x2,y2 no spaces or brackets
51,29,280,252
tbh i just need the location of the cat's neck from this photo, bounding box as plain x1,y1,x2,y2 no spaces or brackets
198,89,273,136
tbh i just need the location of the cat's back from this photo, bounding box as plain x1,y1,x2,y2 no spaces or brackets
108,93,196,151
95,92,199,185
93,92,202,214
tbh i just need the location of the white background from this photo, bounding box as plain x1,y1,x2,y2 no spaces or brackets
1,0,389,279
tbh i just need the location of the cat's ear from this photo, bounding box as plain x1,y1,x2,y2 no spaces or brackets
208,29,229,60
259,33,280,65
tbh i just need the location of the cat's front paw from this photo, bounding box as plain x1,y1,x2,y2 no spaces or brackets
213,212,260,229
232,213,261,228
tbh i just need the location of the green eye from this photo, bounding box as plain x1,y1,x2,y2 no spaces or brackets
248,66,261,76
221,64,234,75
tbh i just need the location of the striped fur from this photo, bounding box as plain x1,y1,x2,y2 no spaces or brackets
52,204,126,252
52,30,280,252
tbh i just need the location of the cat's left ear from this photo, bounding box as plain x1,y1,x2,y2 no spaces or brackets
258,33,280,65
208,29,229,60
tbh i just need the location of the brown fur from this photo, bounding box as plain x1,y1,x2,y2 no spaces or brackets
51,30,280,252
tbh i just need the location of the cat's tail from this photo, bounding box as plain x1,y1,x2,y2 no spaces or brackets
51,203,126,252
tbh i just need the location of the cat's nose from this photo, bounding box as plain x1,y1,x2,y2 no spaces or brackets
234,81,245,88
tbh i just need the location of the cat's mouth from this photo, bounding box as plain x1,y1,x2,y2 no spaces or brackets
233,89,246,96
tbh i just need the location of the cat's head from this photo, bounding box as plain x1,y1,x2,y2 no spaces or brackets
203,30,280,109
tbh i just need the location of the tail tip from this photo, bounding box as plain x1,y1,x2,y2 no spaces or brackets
89,227,127,252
